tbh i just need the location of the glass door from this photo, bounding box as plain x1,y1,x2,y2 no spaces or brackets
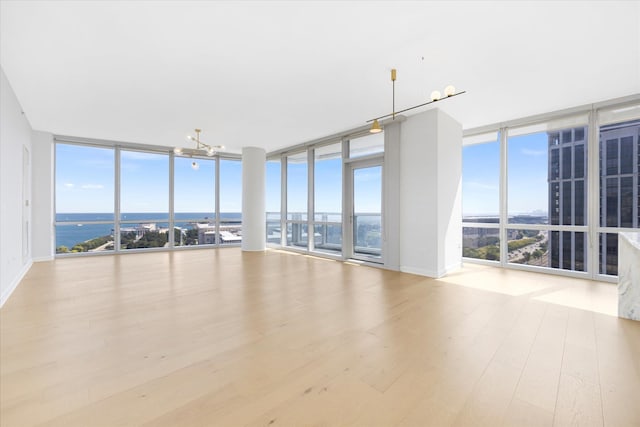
348,161,383,262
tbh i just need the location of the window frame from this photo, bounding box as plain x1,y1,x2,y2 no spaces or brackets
462,98,640,282
54,137,243,256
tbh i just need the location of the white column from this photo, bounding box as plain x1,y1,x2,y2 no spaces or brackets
241,147,266,251
31,131,55,261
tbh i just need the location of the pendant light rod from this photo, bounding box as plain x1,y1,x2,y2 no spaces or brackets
366,90,467,123
367,68,466,132
391,68,396,120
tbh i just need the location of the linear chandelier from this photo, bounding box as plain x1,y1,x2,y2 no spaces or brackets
368,68,466,133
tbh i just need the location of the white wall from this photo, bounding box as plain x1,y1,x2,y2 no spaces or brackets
31,131,54,261
437,111,463,273
398,108,462,278
1,66,33,306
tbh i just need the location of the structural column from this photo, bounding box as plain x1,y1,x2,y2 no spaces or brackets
398,108,462,278
241,147,266,251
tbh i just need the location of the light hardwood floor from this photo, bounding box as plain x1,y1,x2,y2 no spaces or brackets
1,248,639,426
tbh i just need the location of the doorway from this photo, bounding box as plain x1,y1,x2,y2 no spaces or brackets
346,160,383,263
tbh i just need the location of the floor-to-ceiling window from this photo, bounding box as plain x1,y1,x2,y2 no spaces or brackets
462,101,639,279
462,132,500,261
312,142,342,254
173,155,215,246
55,140,242,255
219,158,242,245
350,162,383,260
507,119,588,272
286,151,308,249
346,133,384,262
266,158,282,245
120,150,170,250
55,143,115,253
597,108,640,276
268,131,383,260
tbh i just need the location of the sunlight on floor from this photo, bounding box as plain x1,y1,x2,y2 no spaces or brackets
438,262,618,317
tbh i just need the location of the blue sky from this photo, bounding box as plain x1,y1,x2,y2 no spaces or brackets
56,145,242,213
506,133,549,215
56,144,115,213
58,136,561,218
57,144,359,215
462,142,499,216
462,132,549,217
266,153,381,215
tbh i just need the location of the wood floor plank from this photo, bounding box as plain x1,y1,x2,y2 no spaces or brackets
553,373,603,427
0,248,638,426
513,304,569,413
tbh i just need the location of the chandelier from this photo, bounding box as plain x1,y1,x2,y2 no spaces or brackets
368,69,466,133
174,129,225,170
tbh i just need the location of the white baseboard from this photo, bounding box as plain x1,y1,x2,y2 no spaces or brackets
1,260,32,308
400,261,463,279
32,255,54,262
443,261,462,276
400,265,440,278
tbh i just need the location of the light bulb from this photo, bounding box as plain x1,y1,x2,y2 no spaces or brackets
444,85,456,96
187,135,193,141
191,161,199,170
173,147,183,155
430,90,441,101
206,147,215,156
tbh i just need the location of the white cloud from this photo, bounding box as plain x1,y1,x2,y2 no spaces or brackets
64,183,74,188
81,184,104,190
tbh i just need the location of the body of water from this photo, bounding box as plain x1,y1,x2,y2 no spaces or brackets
55,213,241,249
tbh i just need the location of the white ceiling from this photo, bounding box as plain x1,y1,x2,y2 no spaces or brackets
1,1,639,154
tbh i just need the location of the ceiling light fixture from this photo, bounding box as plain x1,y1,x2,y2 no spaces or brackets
180,128,225,157
367,69,466,133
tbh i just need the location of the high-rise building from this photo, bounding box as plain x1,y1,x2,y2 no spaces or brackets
598,119,640,275
547,120,640,275
547,126,588,271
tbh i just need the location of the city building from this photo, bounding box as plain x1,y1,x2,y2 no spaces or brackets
547,126,588,271
546,121,640,275
599,120,640,275
195,222,242,245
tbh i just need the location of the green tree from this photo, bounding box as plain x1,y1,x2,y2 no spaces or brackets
485,245,499,261
174,228,183,245
127,230,168,249
186,229,199,245
463,247,479,258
